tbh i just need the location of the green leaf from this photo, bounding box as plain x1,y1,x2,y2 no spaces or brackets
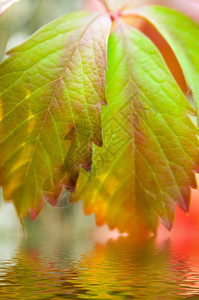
0,11,111,218
131,5,199,121
0,0,21,15
73,24,199,233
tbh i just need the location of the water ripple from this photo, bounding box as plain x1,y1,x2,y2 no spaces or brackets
0,235,199,299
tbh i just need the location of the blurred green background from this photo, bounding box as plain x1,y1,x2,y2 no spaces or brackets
0,0,88,60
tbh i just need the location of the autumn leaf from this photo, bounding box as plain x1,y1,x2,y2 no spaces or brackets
73,24,199,233
125,6,199,121
0,2,199,234
0,0,21,15
0,11,111,218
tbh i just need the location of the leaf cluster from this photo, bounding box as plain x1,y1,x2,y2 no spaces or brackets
0,0,199,233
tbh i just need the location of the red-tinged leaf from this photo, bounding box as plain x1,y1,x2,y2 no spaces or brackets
125,6,199,121
0,11,111,218
73,24,199,234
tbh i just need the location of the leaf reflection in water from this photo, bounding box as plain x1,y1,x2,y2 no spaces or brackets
0,230,199,299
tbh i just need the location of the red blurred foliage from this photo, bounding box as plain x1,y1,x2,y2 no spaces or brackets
84,0,104,12
158,189,199,240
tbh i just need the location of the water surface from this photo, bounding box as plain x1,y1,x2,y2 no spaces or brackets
1,231,199,299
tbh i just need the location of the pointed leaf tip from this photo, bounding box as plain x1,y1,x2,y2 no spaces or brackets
0,11,111,218
74,24,199,234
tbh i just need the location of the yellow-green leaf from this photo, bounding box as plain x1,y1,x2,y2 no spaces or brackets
131,5,199,121
0,11,111,218
73,24,199,233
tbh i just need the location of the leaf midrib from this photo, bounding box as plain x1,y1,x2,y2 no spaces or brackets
17,13,105,194
113,24,184,218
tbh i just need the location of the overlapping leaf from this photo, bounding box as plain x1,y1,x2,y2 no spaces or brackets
0,0,21,15
130,6,199,120
0,11,111,218
73,24,199,233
